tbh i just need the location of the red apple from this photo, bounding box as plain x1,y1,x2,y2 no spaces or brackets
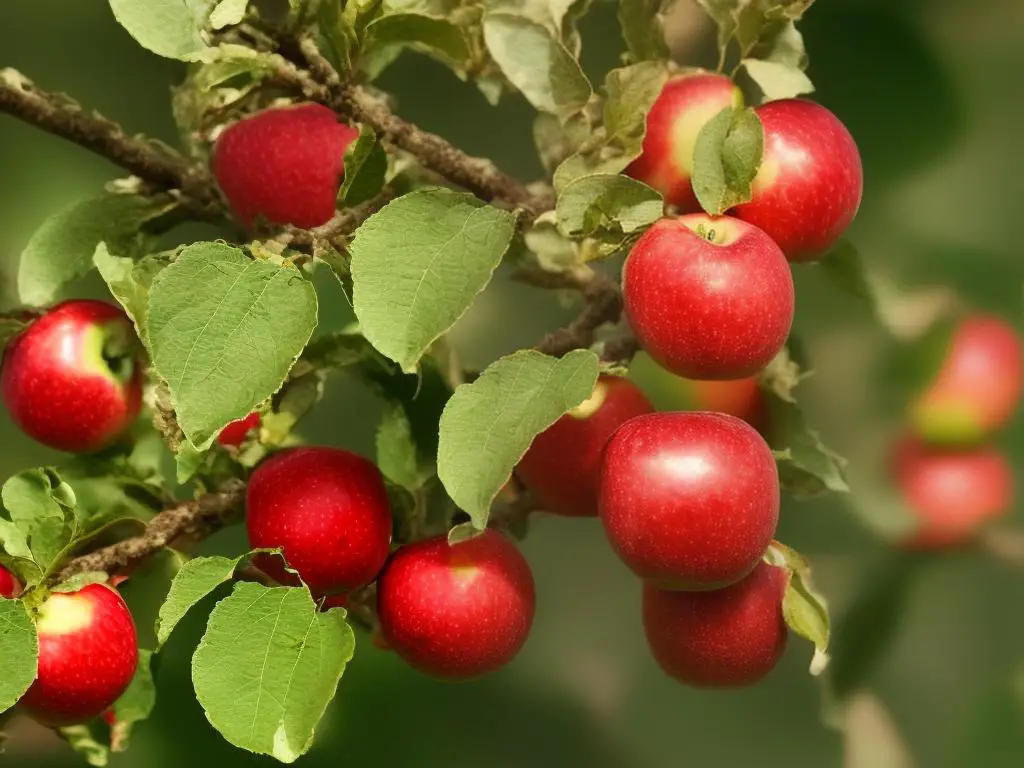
217,411,262,447
19,583,138,725
1,300,143,453
0,564,20,598
731,99,863,262
599,411,779,590
678,376,765,432
909,315,1022,445
246,446,393,594
515,375,654,517
643,561,788,688
623,213,794,380
376,529,535,679
892,437,1012,549
212,103,360,228
625,73,744,210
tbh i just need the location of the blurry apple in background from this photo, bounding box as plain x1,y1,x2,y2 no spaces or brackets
217,411,262,447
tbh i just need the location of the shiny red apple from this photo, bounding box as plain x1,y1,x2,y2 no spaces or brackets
377,529,536,679
625,72,743,210
1,300,143,453
217,411,262,447
515,375,654,517
19,583,138,725
909,315,1022,445
599,411,779,590
246,446,392,594
892,436,1012,549
0,564,20,598
731,98,863,262
212,103,360,228
623,213,794,380
643,561,788,687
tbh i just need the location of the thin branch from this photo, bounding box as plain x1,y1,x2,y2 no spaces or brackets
278,186,397,248
534,271,624,357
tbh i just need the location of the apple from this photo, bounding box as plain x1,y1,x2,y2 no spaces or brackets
731,98,863,262
246,446,393,594
909,315,1022,445
624,72,744,210
679,376,765,432
599,411,779,590
1,300,143,453
212,103,360,229
623,213,794,380
515,375,654,517
643,561,788,688
19,583,138,725
892,436,1012,549
0,564,20,598
217,411,262,447
376,529,536,679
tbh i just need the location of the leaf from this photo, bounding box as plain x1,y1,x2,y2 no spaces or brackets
556,174,663,243
108,0,220,62
18,194,175,307
619,0,669,62
1,469,77,577
819,239,878,312
93,245,169,349
482,13,592,120
146,242,318,448
338,125,388,207
192,582,355,762
0,597,38,713
156,554,245,648
52,571,111,594
768,400,849,498
57,724,109,767
209,0,248,29
437,349,599,528
362,13,471,72
739,58,813,101
111,649,157,752
376,402,427,491
764,541,830,676
691,106,764,215
350,188,516,373
0,316,31,358
694,0,815,67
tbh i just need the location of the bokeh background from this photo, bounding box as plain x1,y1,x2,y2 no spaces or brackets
1,0,1023,765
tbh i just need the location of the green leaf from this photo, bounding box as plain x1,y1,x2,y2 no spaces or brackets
692,106,764,215
739,58,813,101
0,316,31,358
192,583,355,762
376,402,428,491
57,724,109,767
765,540,830,676
93,245,169,350
1,469,78,577
362,13,471,72
209,0,248,29
111,649,157,752
156,554,244,648
619,0,669,62
52,571,111,594
0,597,38,713
694,0,815,67
338,125,388,207
437,349,599,528
819,239,878,312
482,13,592,120
18,194,175,307
350,188,516,373
146,242,318,448
556,174,663,244
108,0,220,62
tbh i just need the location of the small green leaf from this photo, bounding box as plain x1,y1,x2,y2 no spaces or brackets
0,597,38,713
0,316,31,358
350,188,516,372
618,0,669,62
338,125,388,207
156,554,244,648
52,571,110,593
437,349,599,528
111,649,157,752
482,13,592,120
739,58,813,101
209,0,248,29
363,12,471,72
695,0,815,68
146,242,318,448
174,441,207,485
376,402,428,491
93,244,169,350
57,724,109,767
556,174,663,243
765,540,830,675
18,194,175,307
819,239,878,311
1,469,77,576
108,0,219,62
192,582,355,762
692,106,764,215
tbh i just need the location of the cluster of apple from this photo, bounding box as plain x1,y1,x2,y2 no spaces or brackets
890,315,1022,547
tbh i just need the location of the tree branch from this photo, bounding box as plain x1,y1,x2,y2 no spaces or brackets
534,270,625,357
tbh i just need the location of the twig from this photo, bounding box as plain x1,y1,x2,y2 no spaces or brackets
278,186,397,248
534,271,624,357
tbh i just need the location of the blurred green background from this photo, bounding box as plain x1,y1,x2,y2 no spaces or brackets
1,0,1023,766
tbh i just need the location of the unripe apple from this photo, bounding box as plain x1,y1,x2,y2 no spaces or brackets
377,529,536,679
731,99,863,262
1,300,143,453
515,375,654,517
217,411,262,447
246,446,392,594
623,213,794,380
909,315,1022,445
624,73,744,210
892,437,1012,549
599,411,779,590
19,583,138,725
0,564,20,598
212,103,360,229
643,561,788,687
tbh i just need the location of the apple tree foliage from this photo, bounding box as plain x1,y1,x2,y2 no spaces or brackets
0,0,894,763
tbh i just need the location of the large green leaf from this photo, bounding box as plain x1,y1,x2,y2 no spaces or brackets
108,0,220,62
146,242,317,448
619,0,669,62
0,598,38,713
